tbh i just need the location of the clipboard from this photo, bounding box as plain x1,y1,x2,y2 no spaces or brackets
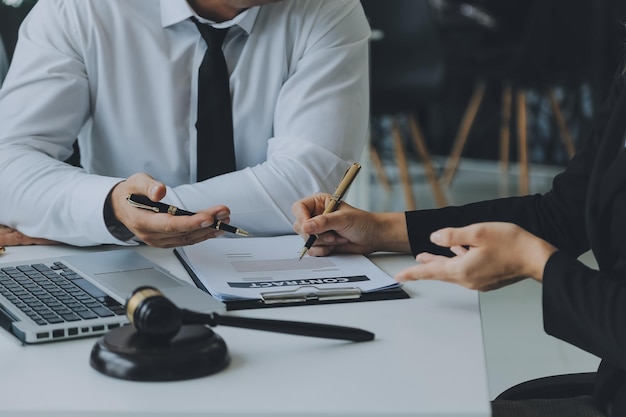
174,249,409,311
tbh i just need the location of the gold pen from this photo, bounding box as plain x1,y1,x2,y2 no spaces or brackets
0,246,5,255
298,162,361,260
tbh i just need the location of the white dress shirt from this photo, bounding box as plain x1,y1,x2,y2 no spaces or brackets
0,0,370,246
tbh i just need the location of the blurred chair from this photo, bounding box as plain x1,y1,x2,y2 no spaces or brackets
433,0,594,195
362,0,448,210
495,372,604,416
495,372,597,401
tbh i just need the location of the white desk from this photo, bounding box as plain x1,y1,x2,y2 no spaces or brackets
0,244,490,417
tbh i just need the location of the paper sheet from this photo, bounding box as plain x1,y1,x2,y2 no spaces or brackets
176,235,401,301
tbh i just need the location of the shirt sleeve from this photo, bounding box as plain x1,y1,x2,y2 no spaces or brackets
0,1,128,246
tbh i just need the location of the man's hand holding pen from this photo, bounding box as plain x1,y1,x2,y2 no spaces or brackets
126,194,249,236
109,173,238,248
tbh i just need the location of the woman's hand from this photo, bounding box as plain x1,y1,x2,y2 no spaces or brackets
395,222,557,291
292,193,410,256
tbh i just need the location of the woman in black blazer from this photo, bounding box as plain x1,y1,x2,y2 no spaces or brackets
292,73,626,416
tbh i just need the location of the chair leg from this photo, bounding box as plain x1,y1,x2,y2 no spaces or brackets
516,90,529,195
499,84,512,175
442,81,486,187
407,115,447,208
498,84,513,197
548,90,576,159
369,145,391,192
391,118,416,210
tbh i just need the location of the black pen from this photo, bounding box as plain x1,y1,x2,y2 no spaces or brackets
298,163,361,260
126,194,250,237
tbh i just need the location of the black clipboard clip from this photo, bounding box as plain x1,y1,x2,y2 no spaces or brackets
261,286,362,304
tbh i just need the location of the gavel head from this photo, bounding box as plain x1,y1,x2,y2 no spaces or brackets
126,286,183,339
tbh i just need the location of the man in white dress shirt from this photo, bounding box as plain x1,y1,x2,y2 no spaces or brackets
0,0,370,247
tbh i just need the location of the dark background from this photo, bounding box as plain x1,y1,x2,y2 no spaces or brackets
0,0,36,63
366,0,626,166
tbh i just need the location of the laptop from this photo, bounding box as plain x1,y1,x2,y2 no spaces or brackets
0,249,225,344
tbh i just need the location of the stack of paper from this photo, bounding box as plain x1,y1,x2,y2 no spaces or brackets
175,235,402,303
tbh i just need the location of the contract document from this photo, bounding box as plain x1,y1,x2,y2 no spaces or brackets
175,235,404,305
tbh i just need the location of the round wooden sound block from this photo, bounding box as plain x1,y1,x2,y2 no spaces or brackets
90,324,230,381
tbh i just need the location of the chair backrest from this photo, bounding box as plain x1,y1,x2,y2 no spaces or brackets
495,372,596,400
431,0,532,76
361,0,446,114
511,0,595,88
432,0,595,88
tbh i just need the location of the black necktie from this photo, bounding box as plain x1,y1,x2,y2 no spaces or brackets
191,17,236,181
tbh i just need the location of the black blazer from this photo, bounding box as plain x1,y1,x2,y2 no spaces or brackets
405,73,626,414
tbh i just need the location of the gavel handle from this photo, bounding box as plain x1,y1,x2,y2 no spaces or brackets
183,310,374,342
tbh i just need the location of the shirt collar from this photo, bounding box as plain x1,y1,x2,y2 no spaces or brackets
161,0,259,34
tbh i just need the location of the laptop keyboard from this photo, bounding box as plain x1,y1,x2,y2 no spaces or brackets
0,261,126,327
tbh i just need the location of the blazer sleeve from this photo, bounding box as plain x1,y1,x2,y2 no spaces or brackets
542,251,626,369
404,73,626,367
